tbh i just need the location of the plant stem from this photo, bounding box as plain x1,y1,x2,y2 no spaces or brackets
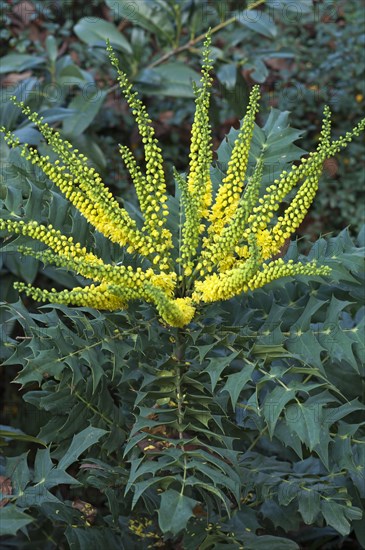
148,17,235,69
174,328,186,442
246,426,268,452
148,0,266,69
174,329,189,495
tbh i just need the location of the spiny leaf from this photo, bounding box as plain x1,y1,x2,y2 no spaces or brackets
321,500,363,536
0,506,33,537
158,489,198,535
204,350,240,391
58,426,108,470
262,386,296,437
221,362,256,409
285,402,323,451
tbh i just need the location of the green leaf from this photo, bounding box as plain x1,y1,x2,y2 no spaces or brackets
297,488,321,524
11,348,65,386
6,453,30,494
33,448,79,488
65,525,122,549
45,36,58,63
193,342,217,362
274,420,303,458
217,63,237,90
243,533,299,550
354,515,365,548
321,500,363,536
0,54,44,73
286,330,325,371
57,63,94,87
0,506,33,536
261,499,299,531
263,386,296,437
219,68,250,118
4,253,39,284
221,363,256,409
236,10,277,38
313,428,332,469
63,90,107,137
158,489,198,535
204,350,240,391
267,0,312,13
258,109,305,164
131,476,176,509
188,459,240,500
58,426,108,470
106,0,175,42
285,402,323,451
291,294,326,331
136,63,201,98
185,478,231,514
74,18,132,54
323,398,365,426
0,428,46,447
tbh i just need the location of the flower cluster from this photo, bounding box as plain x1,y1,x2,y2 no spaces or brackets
1,35,364,328
128,517,164,547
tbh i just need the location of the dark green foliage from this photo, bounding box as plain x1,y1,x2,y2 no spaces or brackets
1,2,364,547
1,225,364,547
1,104,365,544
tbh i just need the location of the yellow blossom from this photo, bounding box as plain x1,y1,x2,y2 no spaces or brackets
1,39,364,328
209,85,261,235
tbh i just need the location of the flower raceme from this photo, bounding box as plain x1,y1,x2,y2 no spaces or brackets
1,35,364,328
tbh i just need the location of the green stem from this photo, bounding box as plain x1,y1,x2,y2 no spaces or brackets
148,17,235,69
174,328,186,441
73,389,115,428
173,329,189,495
246,426,268,453
149,0,266,69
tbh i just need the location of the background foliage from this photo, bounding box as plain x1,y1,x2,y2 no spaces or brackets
1,0,364,548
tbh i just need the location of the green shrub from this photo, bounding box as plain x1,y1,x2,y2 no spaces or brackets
0,34,365,549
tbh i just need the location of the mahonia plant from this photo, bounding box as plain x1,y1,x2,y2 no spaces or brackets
1,34,364,327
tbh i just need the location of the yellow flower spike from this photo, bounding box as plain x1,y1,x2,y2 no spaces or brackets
1,37,364,328
143,284,195,328
200,158,264,274
245,115,365,239
13,282,130,311
150,272,177,298
119,145,150,212
246,258,331,292
174,168,201,278
177,31,214,278
255,229,277,260
209,85,260,235
318,106,332,151
16,244,152,293
1,125,151,257
106,41,173,266
270,165,322,253
193,235,261,302
265,106,331,253
187,31,214,215
252,107,331,256
0,219,99,264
